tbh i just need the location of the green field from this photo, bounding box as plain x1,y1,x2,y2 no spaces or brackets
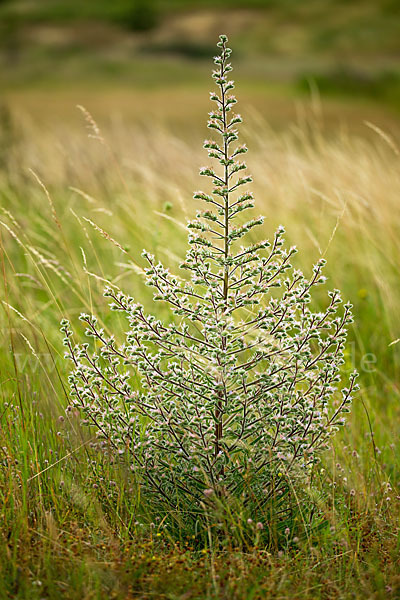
1,0,400,104
1,2,400,599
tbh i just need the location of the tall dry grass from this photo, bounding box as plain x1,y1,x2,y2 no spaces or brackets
0,104,399,597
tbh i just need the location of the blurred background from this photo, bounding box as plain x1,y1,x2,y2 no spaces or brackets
1,0,400,362
1,0,400,406
1,0,400,134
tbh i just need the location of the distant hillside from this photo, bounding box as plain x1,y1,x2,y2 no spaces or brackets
0,0,399,109
1,0,399,57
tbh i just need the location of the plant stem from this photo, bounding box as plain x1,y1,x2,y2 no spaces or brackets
215,39,230,474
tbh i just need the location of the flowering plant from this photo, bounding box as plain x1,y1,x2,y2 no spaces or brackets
61,35,357,514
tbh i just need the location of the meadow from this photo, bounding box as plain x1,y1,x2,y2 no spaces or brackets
1,90,400,597
1,3,400,599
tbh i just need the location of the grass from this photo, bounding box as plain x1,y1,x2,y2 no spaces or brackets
0,95,399,597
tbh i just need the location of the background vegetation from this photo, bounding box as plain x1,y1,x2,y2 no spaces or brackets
0,1,399,598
